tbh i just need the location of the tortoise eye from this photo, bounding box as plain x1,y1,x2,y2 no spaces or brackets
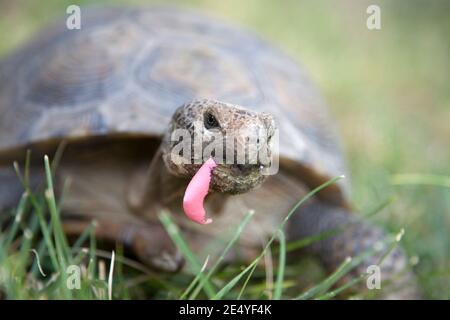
204,112,220,129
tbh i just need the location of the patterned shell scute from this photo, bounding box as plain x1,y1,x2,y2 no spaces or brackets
0,6,349,198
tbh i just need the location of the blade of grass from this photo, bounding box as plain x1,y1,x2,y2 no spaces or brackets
13,161,25,187
214,259,259,300
237,260,258,299
379,228,404,265
187,210,255,299
391,173,450,188
72,220,97,251
284,227,344,253
182,274,201,300
4,192,28,250
14,162,59,272
30,249,46,277
295,256,354,300
44,155,70,268
23,193,56,276
86,258,96,299
273,230,286,300
16,228,35,277
315,273,366,300
89,224,97,280
50,141,67,173
108,251,115,300
22,214,42,277
179,255,209,300
112,244,131,300
363,195,397,218
30,220,54,276
24,149,31,187
72,247,89,266
263,243,274,299
159,211,216,299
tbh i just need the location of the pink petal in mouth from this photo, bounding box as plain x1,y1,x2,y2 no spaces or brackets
183,158,217,225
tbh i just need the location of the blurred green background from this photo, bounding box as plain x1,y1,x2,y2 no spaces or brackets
0,0,449,298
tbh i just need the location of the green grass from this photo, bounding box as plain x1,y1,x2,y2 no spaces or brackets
0,156,406,299
0,0,449,299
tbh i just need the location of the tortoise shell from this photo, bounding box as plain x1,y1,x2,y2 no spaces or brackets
0,6,349,205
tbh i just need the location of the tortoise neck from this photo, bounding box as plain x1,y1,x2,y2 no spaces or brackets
127,146,188,215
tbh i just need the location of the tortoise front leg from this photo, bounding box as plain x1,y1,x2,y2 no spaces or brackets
62,218,184,272
288,200,421,299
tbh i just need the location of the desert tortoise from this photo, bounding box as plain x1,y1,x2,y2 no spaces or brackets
0,6,419,298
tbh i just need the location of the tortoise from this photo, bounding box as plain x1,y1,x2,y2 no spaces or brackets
0,6,419,298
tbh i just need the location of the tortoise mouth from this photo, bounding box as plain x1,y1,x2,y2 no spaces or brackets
229,163,263,175
210,162,267,194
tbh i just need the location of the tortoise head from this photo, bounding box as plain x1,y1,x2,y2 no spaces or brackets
162,99,277,194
